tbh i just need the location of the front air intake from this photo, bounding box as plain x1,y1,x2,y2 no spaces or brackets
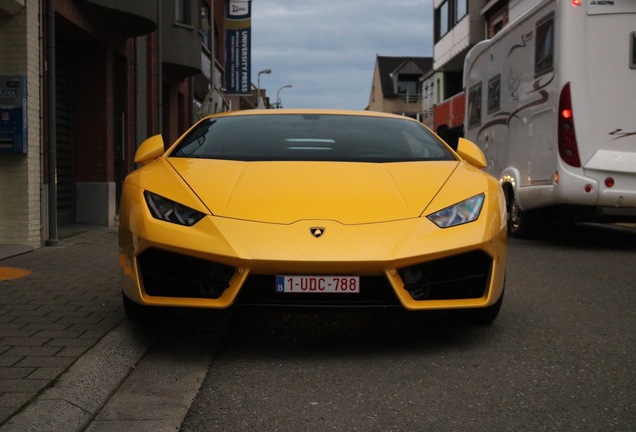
137,248,234,299
398,251,492,301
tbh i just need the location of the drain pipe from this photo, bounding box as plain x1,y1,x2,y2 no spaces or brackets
45,0,59,246
156,0,162,135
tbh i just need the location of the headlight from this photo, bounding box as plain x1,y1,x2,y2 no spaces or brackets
426,193,484,228
144,191,205,226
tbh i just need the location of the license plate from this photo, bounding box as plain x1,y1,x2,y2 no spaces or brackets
275,275,360,293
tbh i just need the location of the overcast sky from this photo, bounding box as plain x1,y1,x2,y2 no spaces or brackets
250,0,434,110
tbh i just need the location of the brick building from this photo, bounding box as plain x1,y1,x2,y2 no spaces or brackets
0,0,253,249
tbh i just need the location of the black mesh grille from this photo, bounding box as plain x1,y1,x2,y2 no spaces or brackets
399,251,492,301
137,248,234,299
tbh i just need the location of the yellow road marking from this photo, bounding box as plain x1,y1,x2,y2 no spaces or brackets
0,267,31,281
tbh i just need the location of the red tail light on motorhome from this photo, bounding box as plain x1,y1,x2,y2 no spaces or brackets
558,83,581,167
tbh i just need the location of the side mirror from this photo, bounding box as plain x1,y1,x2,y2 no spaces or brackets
134,135,165,165
456,137,487,169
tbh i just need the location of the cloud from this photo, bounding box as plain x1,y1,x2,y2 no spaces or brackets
250,0,433,110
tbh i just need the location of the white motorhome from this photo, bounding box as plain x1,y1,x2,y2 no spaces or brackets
463,0,636,235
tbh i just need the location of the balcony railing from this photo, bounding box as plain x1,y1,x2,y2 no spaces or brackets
398,93,421,104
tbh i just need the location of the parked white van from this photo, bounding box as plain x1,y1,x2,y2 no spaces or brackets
463,0,636,236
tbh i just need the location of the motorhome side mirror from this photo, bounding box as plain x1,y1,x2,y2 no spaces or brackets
456,137,487,169
134,135,165,165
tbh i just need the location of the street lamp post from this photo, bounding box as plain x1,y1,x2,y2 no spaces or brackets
276,84,293,109
256,68,271,109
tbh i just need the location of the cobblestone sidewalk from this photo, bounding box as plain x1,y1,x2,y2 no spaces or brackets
0,227,124,425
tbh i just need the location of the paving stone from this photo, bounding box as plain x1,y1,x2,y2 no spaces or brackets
0,378,49,393
0,337,50,347
32,330,84,339
27,366,66,380
0,367,34,379
56,347,88,357
14,356,75,369
4,346,63,357
44,338,97,348
0,328,39,338
0,356,22,367
0,392,34,409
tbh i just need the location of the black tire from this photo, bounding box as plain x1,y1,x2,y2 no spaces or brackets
508,194,535,238
122,292,165,322
461,289,504,325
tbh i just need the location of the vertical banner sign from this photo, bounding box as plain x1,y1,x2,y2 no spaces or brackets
225,0,252,94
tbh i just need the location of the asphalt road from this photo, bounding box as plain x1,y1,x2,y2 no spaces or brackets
94,223,636,432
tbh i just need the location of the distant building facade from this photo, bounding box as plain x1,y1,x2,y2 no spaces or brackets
368,56,432,120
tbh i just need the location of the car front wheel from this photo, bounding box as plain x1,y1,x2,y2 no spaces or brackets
122,292,166,322
461,289,504,325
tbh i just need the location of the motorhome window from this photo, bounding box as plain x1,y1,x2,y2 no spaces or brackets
467,84,482,129
488,75,501,114
535,13,555,77
630,32,636,69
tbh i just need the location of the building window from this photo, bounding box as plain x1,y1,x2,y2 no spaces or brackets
467,83,482,129
176,0,192,25
435,0,469,42
535,13,554,77
200,4,211,51
487,74,501,113
455,0,467,22
437,1,449,39
436,78,441,102
397,75,420,103
485,2,509,38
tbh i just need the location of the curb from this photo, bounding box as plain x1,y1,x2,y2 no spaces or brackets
0,320,159,432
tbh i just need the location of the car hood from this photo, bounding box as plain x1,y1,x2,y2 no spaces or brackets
167,158,459,224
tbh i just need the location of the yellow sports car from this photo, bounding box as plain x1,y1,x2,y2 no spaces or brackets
119,109,507,323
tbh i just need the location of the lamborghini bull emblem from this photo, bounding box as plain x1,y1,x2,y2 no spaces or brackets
310,227,325,238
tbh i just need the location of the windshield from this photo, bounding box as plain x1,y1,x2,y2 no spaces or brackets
170,114,455,163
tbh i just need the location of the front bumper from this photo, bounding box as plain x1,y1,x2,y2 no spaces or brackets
119,213,507,312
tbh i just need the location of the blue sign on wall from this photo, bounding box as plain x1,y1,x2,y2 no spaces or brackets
0,76,27,155
225,0,252,95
